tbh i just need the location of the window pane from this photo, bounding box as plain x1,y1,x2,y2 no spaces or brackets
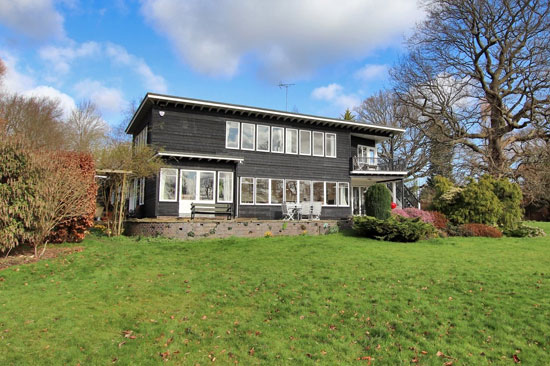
300,130,311,155
257,125,270,151
285,180,297,203
218,172,233,202
299,180,311,202
241,177,254,204
160,169,177,201
270,179,284,204
241,123,255,150
326,182,337,205
226,121,240,149
272,127,284,153
199,172,215,200
326,134,336,157
180,171,196,200
286,129,298,154
313,132,324,156
313,182,324,202
339,183,349,206
369,149,376,165
256,178,269,204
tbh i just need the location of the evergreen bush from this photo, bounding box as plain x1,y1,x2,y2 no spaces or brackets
364,183,392,220
353,215,436,242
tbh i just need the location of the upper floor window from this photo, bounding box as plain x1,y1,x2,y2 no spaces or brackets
299,130,311,155
241,123,255,150
313,132,324,156
286,129,298,154
271,127,284,153
226,121,240,149
257,125,270,152
325,133,336,158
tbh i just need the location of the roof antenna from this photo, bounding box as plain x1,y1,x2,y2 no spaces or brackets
278,82,295,111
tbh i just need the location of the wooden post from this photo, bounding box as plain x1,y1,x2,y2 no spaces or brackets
117,173,127,236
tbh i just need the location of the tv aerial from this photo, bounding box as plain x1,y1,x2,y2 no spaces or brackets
278,82,295,111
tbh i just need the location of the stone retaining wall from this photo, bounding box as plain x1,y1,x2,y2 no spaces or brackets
125,219,352,240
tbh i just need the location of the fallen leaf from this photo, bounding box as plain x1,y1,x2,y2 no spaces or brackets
118,341,126,348
444,362,453,366
249,347,255,356
513,354,520,363
421,351,428,355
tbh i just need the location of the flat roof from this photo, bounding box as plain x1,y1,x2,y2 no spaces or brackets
157,151,244,163
126,93,405,136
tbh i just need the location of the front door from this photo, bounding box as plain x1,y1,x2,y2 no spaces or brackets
179,170,216,216
352,186,368,215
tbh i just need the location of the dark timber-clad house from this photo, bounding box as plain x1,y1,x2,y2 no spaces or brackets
125,93,413,219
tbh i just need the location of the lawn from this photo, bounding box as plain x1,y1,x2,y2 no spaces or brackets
1,223,549,365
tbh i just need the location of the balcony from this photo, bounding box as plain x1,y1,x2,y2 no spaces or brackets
351,156,407,173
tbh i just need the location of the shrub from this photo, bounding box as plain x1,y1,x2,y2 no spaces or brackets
364,184,392,220
503,223,546,238
353,215,436,242
490,177,523,229
392,207,448,230
391,208,410,218
458,223,503,238
430,211,448,230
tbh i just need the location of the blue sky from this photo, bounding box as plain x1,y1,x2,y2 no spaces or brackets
0,1,424,128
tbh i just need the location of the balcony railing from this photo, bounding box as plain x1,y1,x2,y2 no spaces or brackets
351,156,406,172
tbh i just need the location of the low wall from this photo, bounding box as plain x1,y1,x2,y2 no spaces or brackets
125,218,352,240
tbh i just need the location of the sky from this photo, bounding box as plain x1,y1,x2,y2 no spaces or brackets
0,0,425,128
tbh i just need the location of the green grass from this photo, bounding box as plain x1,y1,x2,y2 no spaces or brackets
1,224,549,365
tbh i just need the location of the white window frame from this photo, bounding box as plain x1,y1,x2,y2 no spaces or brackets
139,177,145,205
270,178,285,205
217,171,234,203
325,133,337,158
255,178,270,205
324,181,338,206
312,181,325,203
313,131,325,157
338,182,350,207
240,177,255,205
180,169,198,201
285,179,298,204
159,168,178,202
256,125,270,152
197,170,216,202
240,123,256,151
271,126,285,153
225,121,240,150
285,128,298,155
299,130,311,155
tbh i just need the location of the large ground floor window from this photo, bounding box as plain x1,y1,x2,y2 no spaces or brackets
239,177,349,207
158,168,234,204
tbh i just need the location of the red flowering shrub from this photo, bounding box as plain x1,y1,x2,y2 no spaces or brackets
459,223,502,238
431,211,448,230
47,152,97,243
392,208,410,218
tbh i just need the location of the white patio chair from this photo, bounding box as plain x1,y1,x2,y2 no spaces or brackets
300,202,312,220
311,202,322,220
282,203,294,220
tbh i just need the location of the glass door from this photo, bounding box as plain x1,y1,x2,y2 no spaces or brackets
179,170,216,216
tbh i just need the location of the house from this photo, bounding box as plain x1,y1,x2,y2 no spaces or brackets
125,93,414,219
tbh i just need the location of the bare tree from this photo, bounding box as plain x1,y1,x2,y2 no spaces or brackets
355,90,431,180
65,101,109,152
392,0,550,177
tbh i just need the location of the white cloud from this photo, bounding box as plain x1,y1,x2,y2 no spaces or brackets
23,86,77,119
105,43,167,93
355,64,389,81
39,41,167,92
311,83,360,111
141,0,424,79
0,0,65,40
73,79,126,115
39,42,101,74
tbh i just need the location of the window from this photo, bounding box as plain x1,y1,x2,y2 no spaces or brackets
325,133,336,158
299,130,311,155
241,123,255,150
226,121,240,149
180,170,197,200
139,177,145,205
285,180,297,203
240,177,254,204
325,182,337,206
338,182,349,207
129,178,138,211
358,144,376,165
299,180,311,202
218,172,233,203
256,125,270,152
270,179,284,204
286,129,298,154
313,181,324,202
369,148,376,165
159,168,178,202
255,178,269,204
313,132,324,156
271,127,284,153
199,172,215,201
